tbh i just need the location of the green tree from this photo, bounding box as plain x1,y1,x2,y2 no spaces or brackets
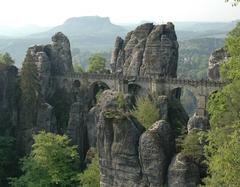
10,132,80,187
87,54,108,73
132,97,160,129
220,23,240,81
0,52,14,65
204,22,240,186
0,136,16,186
181,132,204,163
79,151,100,187
73,63,84,73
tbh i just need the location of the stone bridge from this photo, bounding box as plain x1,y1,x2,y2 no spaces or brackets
55,72,226,116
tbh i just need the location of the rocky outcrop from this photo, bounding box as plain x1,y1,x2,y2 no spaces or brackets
24,32,73,99
36,102,56,132
97,90,180,187
168,153,200,187
139,120,175,186
111,22,178,77
85,106,100,147
208,47,229,80
187,113,209,133
67,102,88,163
97,90,144,187
0,64,19,133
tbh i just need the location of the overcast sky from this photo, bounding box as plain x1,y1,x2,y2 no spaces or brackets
1,0,240,26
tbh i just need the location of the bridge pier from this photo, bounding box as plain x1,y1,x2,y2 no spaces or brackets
196,95,207,117
118,79,128,94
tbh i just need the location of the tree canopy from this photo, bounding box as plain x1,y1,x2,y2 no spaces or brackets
204,21,240,187
87,53,109,73
10,132,80,187
0,52,14,65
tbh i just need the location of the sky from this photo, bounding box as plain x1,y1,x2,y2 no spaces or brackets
0,0,239,27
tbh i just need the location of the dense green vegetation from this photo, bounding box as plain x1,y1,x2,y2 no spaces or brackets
204,22,240,186
132,97,160,129
0,52,14,65
87,53,109,73
10,132,81,187
79,150,100,187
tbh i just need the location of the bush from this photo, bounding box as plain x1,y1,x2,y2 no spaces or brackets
131,97,159,129
181,132,204,162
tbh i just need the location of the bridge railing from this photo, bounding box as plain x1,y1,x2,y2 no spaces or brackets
57,72,227,88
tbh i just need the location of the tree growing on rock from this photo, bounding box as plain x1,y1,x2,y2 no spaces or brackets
132,97,160,129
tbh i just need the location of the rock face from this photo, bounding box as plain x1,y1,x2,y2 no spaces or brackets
97,90,145,187
0,65,19,132
85,106,100,147
97,90,179,187
187,113,209,133
24,32,73,99
208,47,229,80
168,153,200,187
36,102,56,132
139,120,175,186
111,22,178,77
67,102,88,163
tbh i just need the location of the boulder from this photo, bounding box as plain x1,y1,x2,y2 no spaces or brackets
168,153,200,187
139,120,175,186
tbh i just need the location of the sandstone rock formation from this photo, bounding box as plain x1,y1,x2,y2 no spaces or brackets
24,32,73,99
208,47,229,80
97,91,145,187
111,22,178,77
0,65,19,131
187,113,209,133
96,90,182,187
168,153,200,187
36,102,56,132
67,101,88,163
139,120,175,186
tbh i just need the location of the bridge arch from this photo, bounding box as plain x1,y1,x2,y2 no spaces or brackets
88,81,110,106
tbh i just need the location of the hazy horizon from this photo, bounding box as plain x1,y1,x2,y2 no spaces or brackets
0,0,239,27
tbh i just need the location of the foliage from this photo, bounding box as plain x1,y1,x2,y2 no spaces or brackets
181,132,204,162
87,53,109,73
79,151,100,187
116,93,126,109
10,132,80,187
204,122,240,187
132,97,159,129
0,52,14,65
0,136,16,186
73,63,85,73
225,0,240,6
220,23,240,81
204,23,240,186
